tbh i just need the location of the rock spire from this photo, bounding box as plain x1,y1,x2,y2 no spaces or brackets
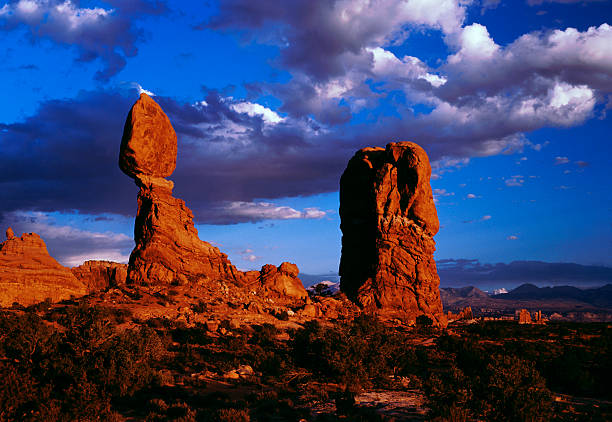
119,93,244,286
119,93,308,301
339,141,445,324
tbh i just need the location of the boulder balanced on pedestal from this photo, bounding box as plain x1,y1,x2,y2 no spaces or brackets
119,94,244,286
119,94,308,301
339,142,445,324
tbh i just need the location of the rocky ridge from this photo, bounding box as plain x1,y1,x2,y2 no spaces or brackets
339,142,445,325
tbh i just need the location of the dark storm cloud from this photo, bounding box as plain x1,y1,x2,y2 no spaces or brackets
0,0,168,80
0,90,137,217
0,87,547,225
438,259,612,286
0,88,354,224
208,0,381,81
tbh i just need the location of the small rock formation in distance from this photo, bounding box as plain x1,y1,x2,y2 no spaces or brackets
518,308,532,324
0,228,87,306
339,142,445,325
255,263,308,299
119,93,308,300
71,260,127,292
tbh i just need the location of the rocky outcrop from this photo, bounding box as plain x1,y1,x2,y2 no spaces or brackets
447,306,473,323
120,94,245,286
518,308,532,324
71,260,127,292
0,229,87,307
339,142,445,324
254,262,308,299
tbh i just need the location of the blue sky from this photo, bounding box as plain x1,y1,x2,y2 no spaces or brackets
1,0,611,287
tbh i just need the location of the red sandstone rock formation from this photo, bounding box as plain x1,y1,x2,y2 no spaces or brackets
120,94,245,286
119,94,308,302
339,142,445,324
71,260,127,292
0,228,87,306
255,262,308,299
518,308,532,324
447,306,474,323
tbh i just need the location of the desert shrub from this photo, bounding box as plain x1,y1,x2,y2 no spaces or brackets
424,334,553,421
0,307,164,421
480,355,552,422
217,408,250,422
191,300,208,313
292,315,402,389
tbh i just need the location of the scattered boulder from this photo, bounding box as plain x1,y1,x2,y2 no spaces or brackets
300,303,319,318
71,260,127,292
256,262,308,299
0,229,87,306
339,142,445,325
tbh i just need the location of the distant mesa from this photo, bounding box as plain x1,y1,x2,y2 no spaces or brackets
119,93,308,300
0,228,87,307
339,142,445,325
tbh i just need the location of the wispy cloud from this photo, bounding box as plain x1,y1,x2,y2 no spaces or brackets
200,201,328,225
505,175,525,187
2,211,133,266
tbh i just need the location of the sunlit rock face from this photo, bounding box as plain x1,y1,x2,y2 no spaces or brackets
0,228,87,306
119,93,245,286
119,94,308,302
339,142,445,325
71,260,128,292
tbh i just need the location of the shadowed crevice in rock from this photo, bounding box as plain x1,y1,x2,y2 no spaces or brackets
339,142,445,325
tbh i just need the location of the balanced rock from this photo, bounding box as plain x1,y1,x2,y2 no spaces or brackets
71,260,127,292
119,94,247,286
119,93,177,178
339,142,445,324
0,229,87,306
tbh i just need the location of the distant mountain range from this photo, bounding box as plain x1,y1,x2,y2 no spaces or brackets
441,283,612,312
300,273,340,287
493,283,612,308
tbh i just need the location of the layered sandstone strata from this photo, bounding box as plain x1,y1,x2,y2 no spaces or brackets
339,142,445,324
0,228,87,306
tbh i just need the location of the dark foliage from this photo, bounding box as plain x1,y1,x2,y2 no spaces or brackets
0,308,163,421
